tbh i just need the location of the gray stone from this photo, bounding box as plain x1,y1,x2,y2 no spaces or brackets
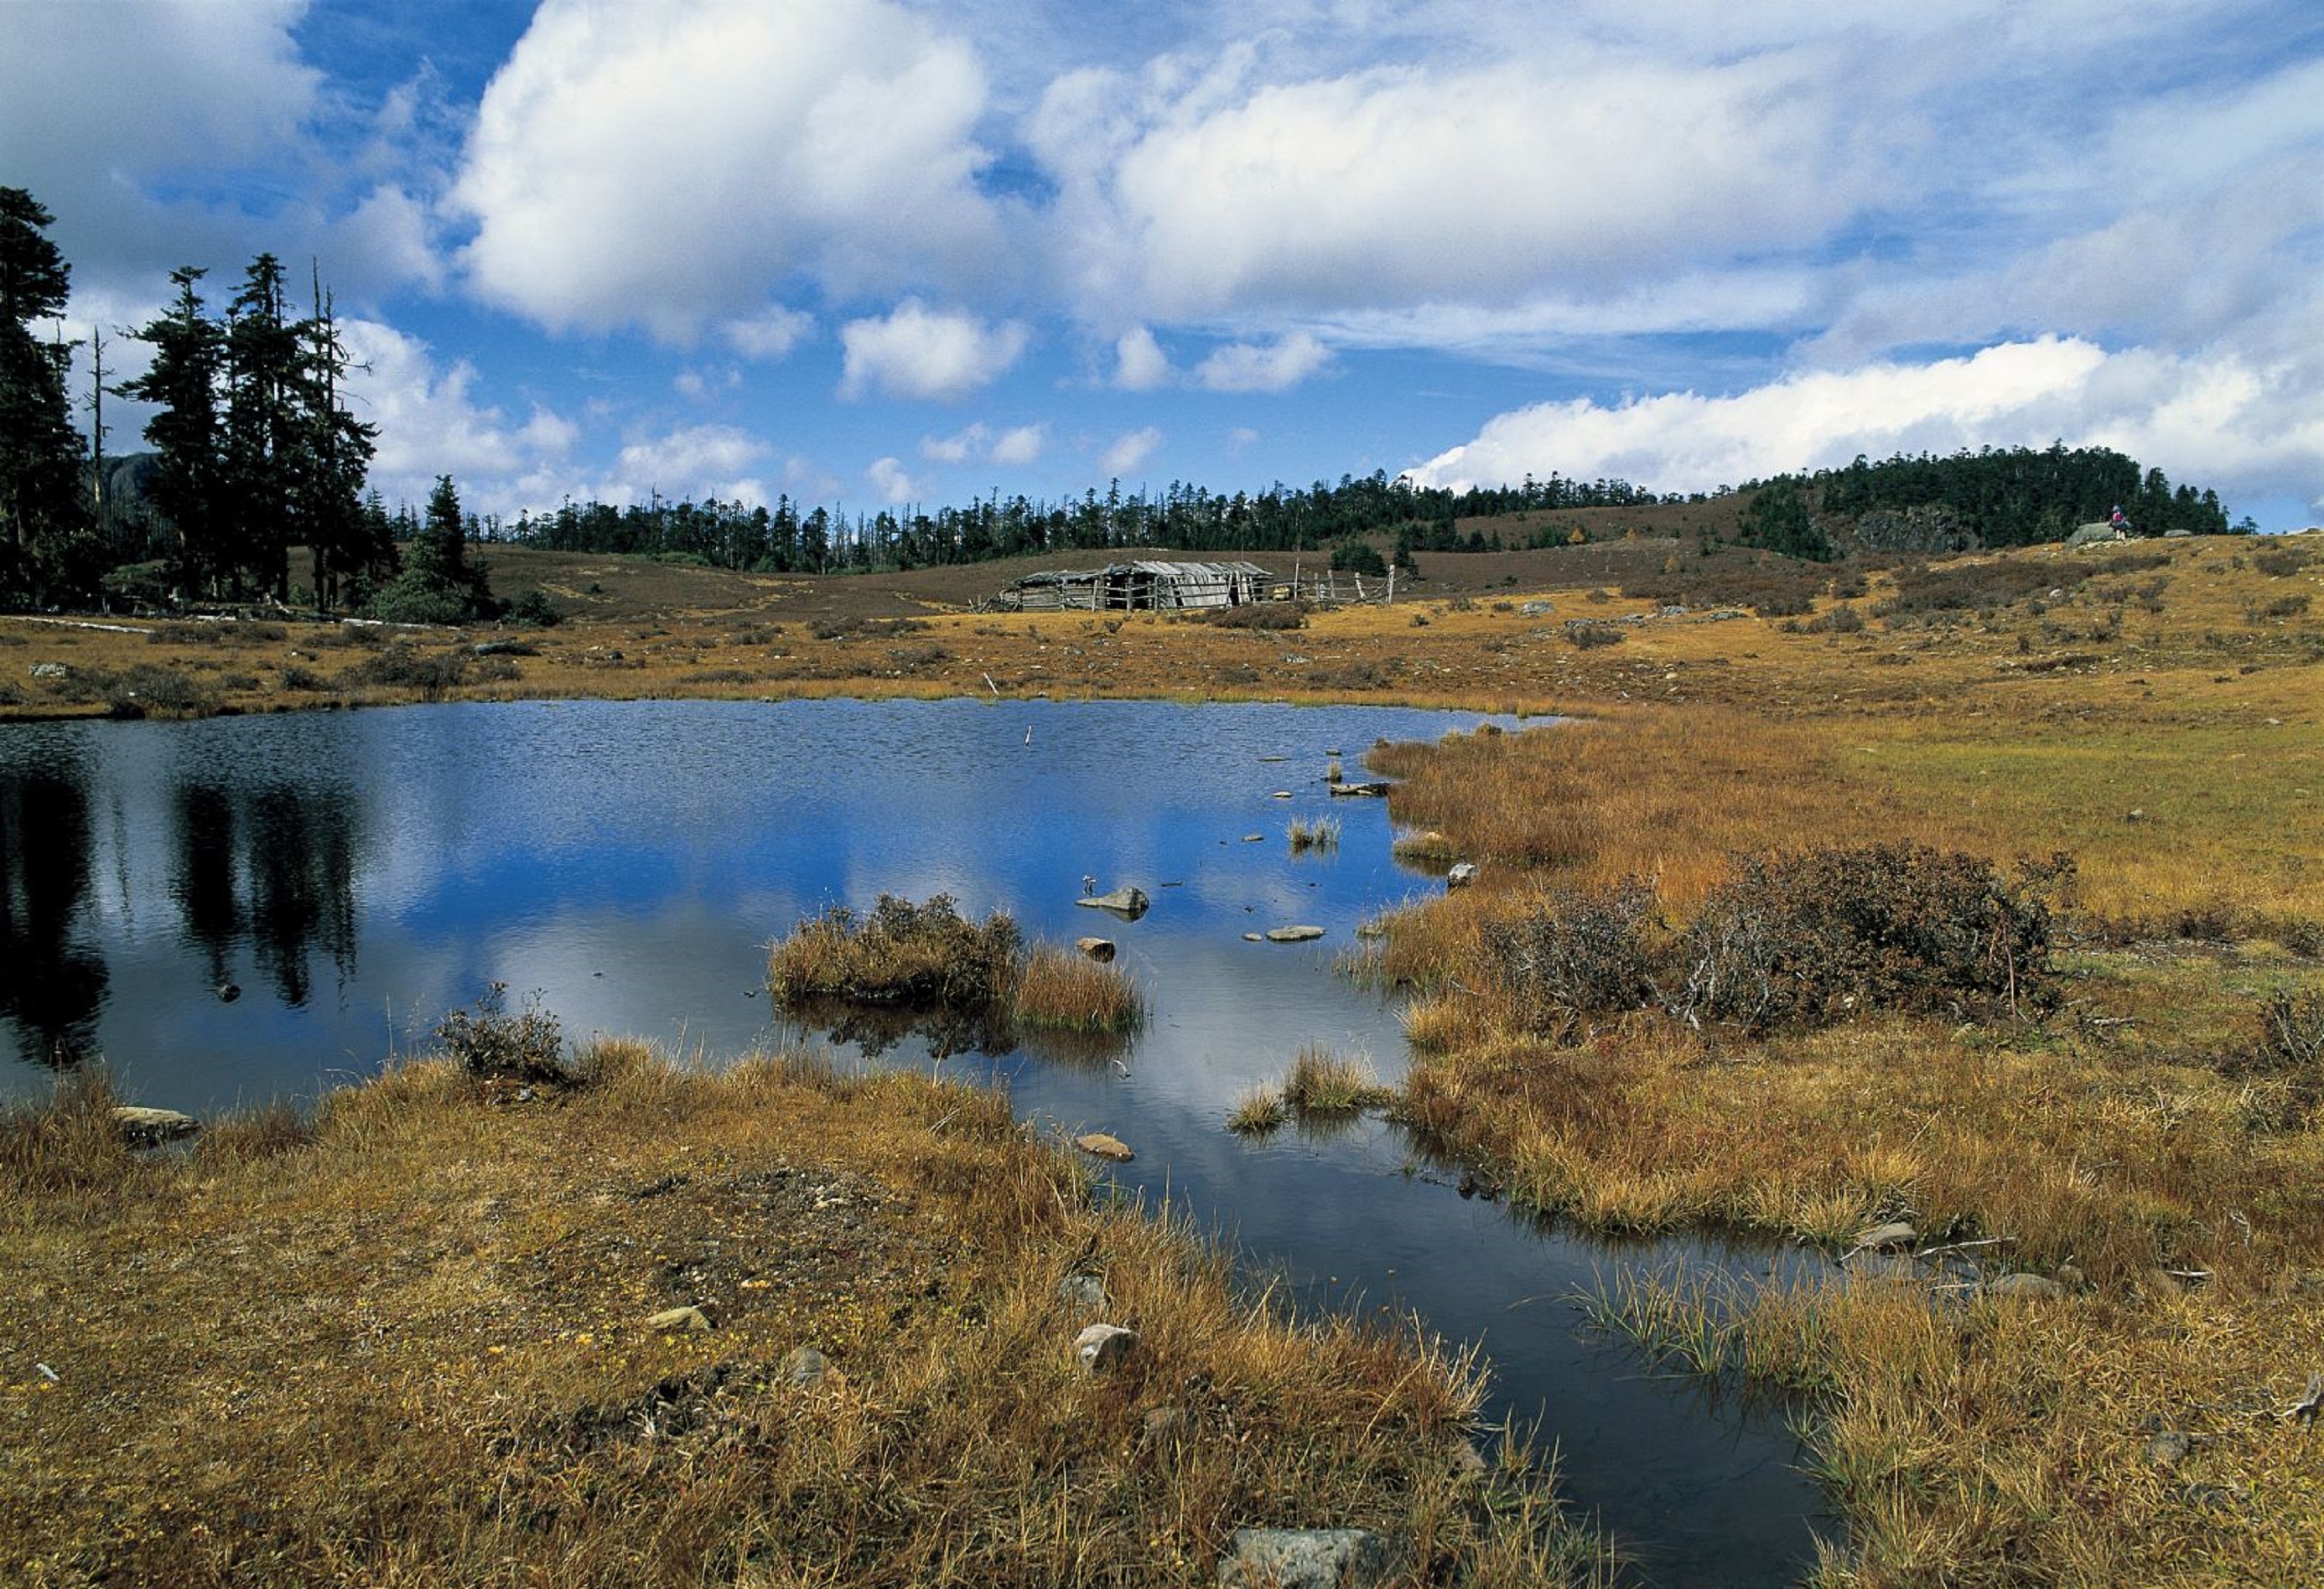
1988,1271,2068,1302
29,662,67,679
1243,932,1264,942
1057,1272,1108,1312
1074,1322,1137,1374
1446,862,1480,889
1853,1220,1917,1254
1076,886,1150,917
782,1346,830,1387
647,1305,713,1333
1325,779,1391,797
2147,1429,2192,1469
1264,925,1325,943
1520,600,1554,616
1075,936,1116,962
112,1106,199,1144
1074,1131,1135,1162
1218,1527,1399,1588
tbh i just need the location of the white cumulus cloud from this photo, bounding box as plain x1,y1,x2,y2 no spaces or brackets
1193,332,1332,393
723,305,815,361
1098,426,1164,476
339,318,579,517
838,301,1030,401
1112,326,1171,390
1404,337,2324,512
452,0,1005,339
866,456,921,504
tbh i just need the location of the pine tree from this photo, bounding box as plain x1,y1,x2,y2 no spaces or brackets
224,253,301,600
297,270,385,609
119,267,229,598
0,187,89,603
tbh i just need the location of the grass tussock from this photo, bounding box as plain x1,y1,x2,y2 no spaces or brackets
0,1042,1595,1588
1226,1085,1290,1137
1287,813,1341,852
1011,944,1144,1032
1281,1044,1395,1116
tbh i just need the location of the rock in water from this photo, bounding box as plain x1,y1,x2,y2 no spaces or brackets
1076,886,1150,917
1074,1322,1137,1374
1075,937,1116,962
1074,1132,1134,1162
1219,1528,1400,1588
1853,1221,1917,1254
112,1106,199,1144
1264,925,1325,943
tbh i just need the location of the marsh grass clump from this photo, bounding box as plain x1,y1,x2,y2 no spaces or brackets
0,1070,132,1195
1226,1085,1289,1136
1281,1045,1394,1116
102,662,221,719
1287,814,1341,853
768,893,1023,1012
436,982,571,1086
1010,944,1143,1032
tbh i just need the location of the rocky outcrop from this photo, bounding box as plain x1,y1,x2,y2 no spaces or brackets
1217,1528,1401,1588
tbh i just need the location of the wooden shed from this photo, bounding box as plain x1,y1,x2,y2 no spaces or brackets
996,559,1273,612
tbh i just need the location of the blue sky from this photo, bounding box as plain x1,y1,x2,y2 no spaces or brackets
7,0,2321,528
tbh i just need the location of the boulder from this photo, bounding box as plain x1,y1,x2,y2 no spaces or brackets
1218,1528,1400,1589
1076,886,1150,917
1074,1132,1135,1162
1075,937,1116,962
647,1305,713,1333
1264,925,1325,943
1446,862,1480,889
782,1346,831,1387
1987,1271,2068,1302
1074,1322,1137,1374
1326,780,1391,797
1057,1273,1108,1312
112,1106,199,1144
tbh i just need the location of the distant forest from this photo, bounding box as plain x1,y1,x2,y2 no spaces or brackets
1,184,2249,617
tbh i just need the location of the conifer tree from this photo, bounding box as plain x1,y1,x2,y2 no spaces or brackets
0,187,89,603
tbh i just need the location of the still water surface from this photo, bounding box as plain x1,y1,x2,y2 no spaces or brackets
0,698,1825,1584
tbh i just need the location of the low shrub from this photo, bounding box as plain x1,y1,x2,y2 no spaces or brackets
340,645,470,698
768,893,1022,1012
1566,623,1625,649
435,983,570,1086
1193,600,1307,631
104,664,221,720
1485,847,2074,1037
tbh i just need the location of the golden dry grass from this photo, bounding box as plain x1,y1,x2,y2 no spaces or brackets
1012,944,1145,1032
0,1047,1592,1588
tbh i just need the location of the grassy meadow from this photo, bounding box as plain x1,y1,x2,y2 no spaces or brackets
2,525,2320,1584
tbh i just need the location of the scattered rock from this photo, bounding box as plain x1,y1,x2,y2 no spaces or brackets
1243,932,1264,942
1076,886,1150,917
2147,1429,2193,1469
781,1346,830,1387
1987,1271,2068,1302
1057,1272,1107,1312
2054,1263,2086,1291
29,662,67,679
1326,779,1391,797
112,1106,199,1144
1242,833,1265,842
647,1305,713,1333
1075,936,1116,962
215,982,240,1003
1446,862,1480,889
1218,1528,1400,1589
1264,925,1325,943
1270,789,1294,800
1074,1322,1137,1374
1520,600,1554,616
1853,1220,1917,1254
1074,1132,1135,1162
